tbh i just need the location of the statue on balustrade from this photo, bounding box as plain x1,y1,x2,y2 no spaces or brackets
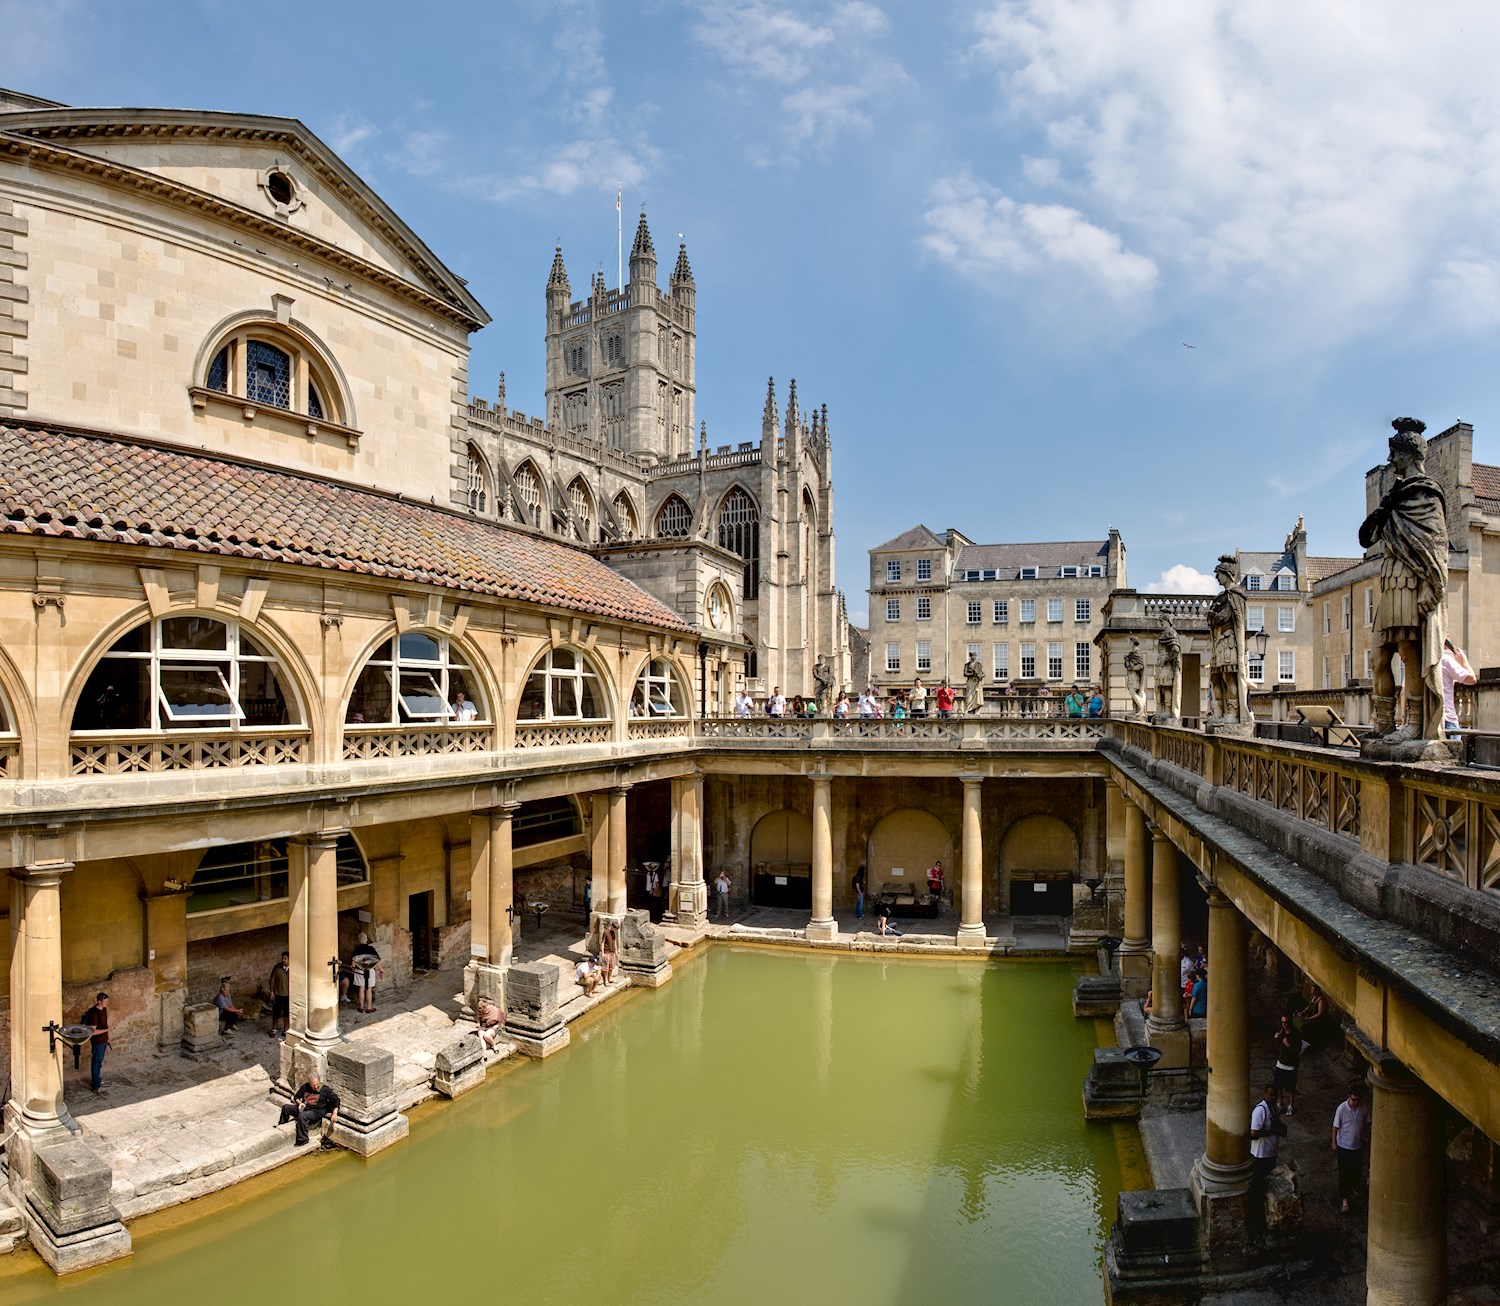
1152,616,1181,723
1358,418,1452,758
1124,638,1147,717
1206,554,1250,731
812,656,835,713
963,653,985,714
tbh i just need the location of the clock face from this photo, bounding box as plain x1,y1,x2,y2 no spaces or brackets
707,588,728,630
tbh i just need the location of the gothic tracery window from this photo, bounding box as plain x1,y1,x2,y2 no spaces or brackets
568,477,594,542
613,492,638,540
718,487,760,597
513,463,543,527
466,446,488,513
656,494,692,538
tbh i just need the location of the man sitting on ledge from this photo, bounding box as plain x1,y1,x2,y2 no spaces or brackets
278,1071,341,1148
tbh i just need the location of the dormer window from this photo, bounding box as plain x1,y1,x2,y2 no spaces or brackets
1245,573,1263,591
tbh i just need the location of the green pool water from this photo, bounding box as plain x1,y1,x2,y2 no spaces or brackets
3,946,1141,1305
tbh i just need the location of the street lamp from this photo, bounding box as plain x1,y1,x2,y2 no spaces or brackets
1249,627,1270,663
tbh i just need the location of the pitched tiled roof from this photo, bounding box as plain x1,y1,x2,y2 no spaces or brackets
0,423,690,632
873,524,944,552
1474,462,1500,503
954,540,1108,573
1306,555,1362,581
1237,549,1294,573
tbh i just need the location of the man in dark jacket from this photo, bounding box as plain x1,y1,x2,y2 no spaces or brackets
277,1071,340,1147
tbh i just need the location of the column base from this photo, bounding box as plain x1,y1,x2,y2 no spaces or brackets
956,923,988,949
621,959,673,988
1190,1156,1256,1272
507,1021,571,1059
664,882,709,929
7,1126,131,1275
805,917,839,943
1144,1018,1190,1070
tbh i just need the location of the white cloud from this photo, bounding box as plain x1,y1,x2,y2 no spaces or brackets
956,0,1500,346
920,174,1157,301
327,115,378,157
1146,564,1217,595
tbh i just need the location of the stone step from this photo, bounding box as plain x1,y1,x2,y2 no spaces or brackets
113,1126,298,1222
0,1191,25,1255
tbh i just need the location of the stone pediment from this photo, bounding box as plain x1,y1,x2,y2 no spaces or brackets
0,106,487,328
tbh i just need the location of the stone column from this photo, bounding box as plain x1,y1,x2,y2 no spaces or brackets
1366,1063,1447,1306
607,784,631,915
1191,884,1253,1263
957,775,986,947
142,889,188,1052
667,771,707,928
806,773,837,941
486,804,518,973
282,831,342,1086
1117,798,1151,981
589,792,610,922
1145,824,1187,1066
8,863,67,1135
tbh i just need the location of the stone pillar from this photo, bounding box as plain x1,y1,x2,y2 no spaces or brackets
486,804,518,972
281,830,342,1088
590,792,610,922
8,863,66,1135
607,784,631,915
1117,798,1151,981
1366,1063,1447,1306
806,773,837,941
1191,884,1254,1263
1145,824,1187,1066
142,889,188,1051
667,771,707,928
957,775,986,947
465,804,517,1011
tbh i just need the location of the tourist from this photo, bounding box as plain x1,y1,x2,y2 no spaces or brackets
278,1071,340,1148
1295,984,1328,1050
857,688,876,718
833,692,849,719
583,878,592,919
475,996,506,1050
1189,969,1207,1019
82,991,110,1094
852,866,866,920
734,688,754,718
352,932,382,1013
1086,687,1104,718
1331,1084,1369,1214
1065,687,1086,718
215,978,244,1033
927,859,945,908
1272,1014,1300,1115
452,690,478,722
876,905,903,938
910,677,928,718
790,694,805,718
1440,639,1476,736
574,955,601,997
935,680,955,719
1249,1082,1285,1179
714,868,731,919
802,696,818,719
268,950,290,1039
890,697,907,722
766,686,786,717
1179,943,1194,989
599,922,619,984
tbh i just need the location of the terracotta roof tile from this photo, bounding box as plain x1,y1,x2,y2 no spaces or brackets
1474,462,1500,502
0,423,690,632
1306,555,1363,581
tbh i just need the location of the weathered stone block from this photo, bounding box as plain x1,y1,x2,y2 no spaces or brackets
181,1001,222,1056
1082,1047,1142,1121
504,962,560,1023
1116,1188,1201,1259
30,1139,116,1237
325,1043,395,1120
1264,1162,1303,1238
1073,972,1122,1018
433,1034,486,1098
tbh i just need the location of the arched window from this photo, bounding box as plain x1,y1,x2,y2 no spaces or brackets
346,631,484,724
71,616,300,733
513,463,544,528
656,494,692,538
719,487,760,597
631,658,686,717
519,647,606,721
466,447,488,514
199,321,345,425
568,477,594,543
613,492,639,540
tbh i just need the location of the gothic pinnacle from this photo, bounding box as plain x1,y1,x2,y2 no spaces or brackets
785,378,799,434
631,210,655,258
672,240,694,285
763,376,777,425
547,244,568,289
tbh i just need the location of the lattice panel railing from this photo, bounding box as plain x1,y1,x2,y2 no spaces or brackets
342,726,493,760
1406,781,1500,896
70,731,310,775
512,722,613,749
627,719,691,741
1157,732,1206,775
1221,744,1360,842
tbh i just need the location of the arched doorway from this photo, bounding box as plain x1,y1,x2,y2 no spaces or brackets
866,809,952,901
1000,815,1078,916
750,809,811,908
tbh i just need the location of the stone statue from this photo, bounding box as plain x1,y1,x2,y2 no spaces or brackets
963,653,985,713
1124,638,1147,717
812,656,834,712
1153,616,1181,722
1359,418,1450,751
1206,553,1249,729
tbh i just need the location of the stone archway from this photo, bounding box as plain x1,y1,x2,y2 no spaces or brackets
999,814,1078,916
749,809,812,908
866,808,953,900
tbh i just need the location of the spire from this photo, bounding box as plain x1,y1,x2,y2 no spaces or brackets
498,371,506,409
547,244,569,290
784,378,800,436
820,402,829,441
762,376,778,439
699,420,707,453
672,240,694,286
631,210,655,259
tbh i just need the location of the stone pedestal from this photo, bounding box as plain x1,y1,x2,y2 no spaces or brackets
181,1001,223,1056
324,1044,408,1156
1104,1188,1206,1303
1142,1020,1190,1071
504,962,570,1058
156,985,186,1053
9,1129,130,1274
1083,1047,1144,1120
1073,972,1123,1018
619,908,672,987
433,1034,487,1099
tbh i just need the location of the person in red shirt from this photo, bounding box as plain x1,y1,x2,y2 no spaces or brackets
935,681,956,718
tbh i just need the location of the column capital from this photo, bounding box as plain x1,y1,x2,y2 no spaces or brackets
958,773,985,787
12,860,71,886
609,783,633,797
484,801,522,819
1146,820,1170,843
297,828,347,852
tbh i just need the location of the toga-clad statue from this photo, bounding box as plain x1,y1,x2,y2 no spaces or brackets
1206,554,1249,727
963,653,985,714
1124,638,1147,717
1154,616,1181,721
1359,418,1449,745
812,656,835,713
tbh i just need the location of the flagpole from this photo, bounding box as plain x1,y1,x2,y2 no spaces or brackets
616,184,622,292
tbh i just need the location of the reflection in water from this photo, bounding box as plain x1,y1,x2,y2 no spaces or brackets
2,947,1125,1306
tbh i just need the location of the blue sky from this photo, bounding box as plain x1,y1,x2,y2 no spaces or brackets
13,0,1500,624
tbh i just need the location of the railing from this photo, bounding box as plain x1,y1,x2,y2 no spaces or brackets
342,725,493,760
69,730,311,775
826,718,962,743
513,721,613,749
1142,594,1211,620
698,717,813,740
696,717,1102,746
1219,741,1361,842
628,718,691,741
1406,776,1500,894
1156,729,1207,776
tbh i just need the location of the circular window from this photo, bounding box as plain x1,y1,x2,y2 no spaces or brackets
266,171,295,206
